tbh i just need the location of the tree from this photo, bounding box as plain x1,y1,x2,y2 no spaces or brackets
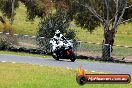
20,0,53,20
70,0,132,60
0,0,19,35
10,0,15,24
0,0,54,22
0,0,19,24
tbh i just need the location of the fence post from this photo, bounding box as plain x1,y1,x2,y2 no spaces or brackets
102,44,112,60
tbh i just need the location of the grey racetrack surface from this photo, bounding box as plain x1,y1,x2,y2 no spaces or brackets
0,54,132,75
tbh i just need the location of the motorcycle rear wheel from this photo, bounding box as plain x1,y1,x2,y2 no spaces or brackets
52,54,59,60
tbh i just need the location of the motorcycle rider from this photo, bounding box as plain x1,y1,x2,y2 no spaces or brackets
51,30,71,52
50,30,76,62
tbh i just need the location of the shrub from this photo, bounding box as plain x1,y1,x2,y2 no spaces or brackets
0,34,17,50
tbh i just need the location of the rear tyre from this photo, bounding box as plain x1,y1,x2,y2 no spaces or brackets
52,53,59,60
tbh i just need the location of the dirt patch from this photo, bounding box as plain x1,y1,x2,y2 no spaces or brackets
18,42,39,48
124,56,132,62
75,51,101,57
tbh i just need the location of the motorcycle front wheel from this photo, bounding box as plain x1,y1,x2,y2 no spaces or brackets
70,53,76,62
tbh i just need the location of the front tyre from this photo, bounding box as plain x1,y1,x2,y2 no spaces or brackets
70,53,76,62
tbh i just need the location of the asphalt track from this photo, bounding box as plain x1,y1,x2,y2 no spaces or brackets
0,54,132,75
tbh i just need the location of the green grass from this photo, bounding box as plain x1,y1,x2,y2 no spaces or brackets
74,23,132,46
112,46,132,57
0,50,50,58
13,4,40,35
0,62,131,88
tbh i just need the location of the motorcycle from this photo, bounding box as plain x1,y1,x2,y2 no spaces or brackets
49,38,76,62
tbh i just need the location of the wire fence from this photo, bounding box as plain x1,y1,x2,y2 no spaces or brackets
0,32,132,58
0,32,39,49
77,42,132,59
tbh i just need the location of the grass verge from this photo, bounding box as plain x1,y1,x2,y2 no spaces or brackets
0,50,50,58
0,63,131,88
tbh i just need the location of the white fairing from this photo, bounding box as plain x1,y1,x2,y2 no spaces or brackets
50,38,73,52
63,40,73,49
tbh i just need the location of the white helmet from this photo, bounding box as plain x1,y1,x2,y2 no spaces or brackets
55,30,60,34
